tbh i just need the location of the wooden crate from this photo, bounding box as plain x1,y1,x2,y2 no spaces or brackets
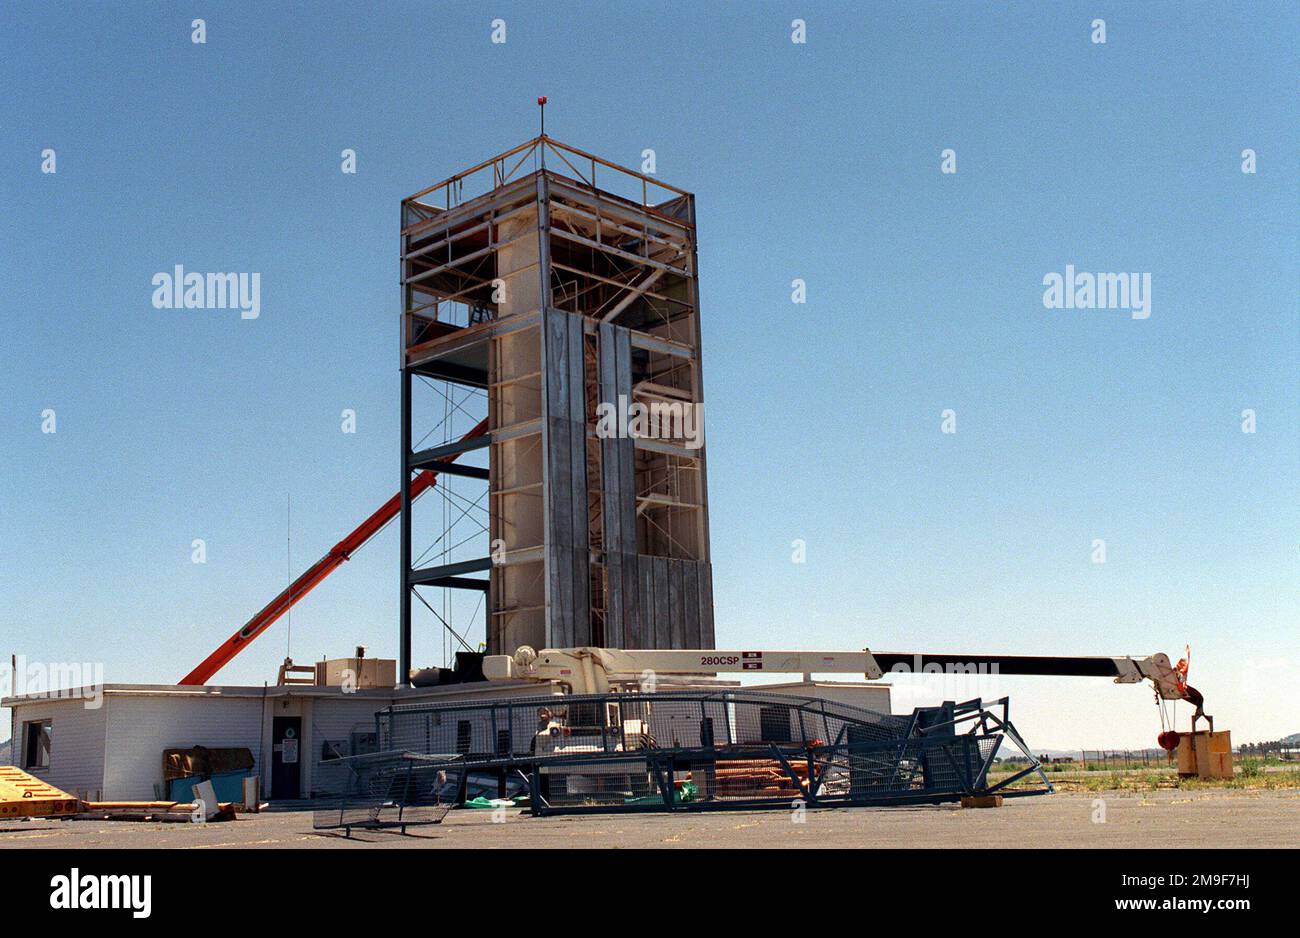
1176,730,1233,780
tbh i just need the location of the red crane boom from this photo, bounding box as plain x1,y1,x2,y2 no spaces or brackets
179,419,490,685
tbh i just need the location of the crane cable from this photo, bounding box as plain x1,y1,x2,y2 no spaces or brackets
1156,645,1192,753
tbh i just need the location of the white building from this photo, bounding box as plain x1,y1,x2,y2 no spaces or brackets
2,680,557,802
753,681,892,714
4,678,891,802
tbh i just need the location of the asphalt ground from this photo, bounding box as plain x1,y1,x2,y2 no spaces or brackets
2,788,1296,848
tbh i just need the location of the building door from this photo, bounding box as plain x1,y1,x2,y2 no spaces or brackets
271,716,302,799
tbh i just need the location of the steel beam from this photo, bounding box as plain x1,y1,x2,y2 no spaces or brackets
408,454,489,479
399,368,413,686
409,556,494,586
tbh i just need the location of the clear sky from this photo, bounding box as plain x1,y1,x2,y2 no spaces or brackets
2,1,1296,749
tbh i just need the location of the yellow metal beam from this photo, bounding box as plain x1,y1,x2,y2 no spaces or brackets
0,765,79,818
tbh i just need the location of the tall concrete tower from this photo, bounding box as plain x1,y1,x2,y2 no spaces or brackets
398,135,712,681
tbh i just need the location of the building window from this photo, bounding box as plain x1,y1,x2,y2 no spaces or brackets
23,719,51,769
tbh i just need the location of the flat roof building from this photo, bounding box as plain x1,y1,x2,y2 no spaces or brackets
3,677,890,802
2,680,559,802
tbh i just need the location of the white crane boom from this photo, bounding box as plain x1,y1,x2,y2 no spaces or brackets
482,645,1190,700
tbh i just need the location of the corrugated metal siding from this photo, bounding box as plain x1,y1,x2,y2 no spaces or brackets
543,309,592,646
636,555,714,648
102,696,265,800
5,698,107,799
599,321,641,648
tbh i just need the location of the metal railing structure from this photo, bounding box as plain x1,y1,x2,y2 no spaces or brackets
375,690,1052,816
312,751,465,835
403,135,690,222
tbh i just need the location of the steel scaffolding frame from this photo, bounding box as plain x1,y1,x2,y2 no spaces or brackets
399,137,715,681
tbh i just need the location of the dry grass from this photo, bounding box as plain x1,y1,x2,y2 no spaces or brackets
988,761,1300,793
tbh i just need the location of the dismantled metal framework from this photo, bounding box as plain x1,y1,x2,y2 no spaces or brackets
313,751,465,835
376,691,1051,815
400,136,713,679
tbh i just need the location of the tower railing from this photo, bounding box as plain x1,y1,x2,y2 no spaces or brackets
402,136,691,220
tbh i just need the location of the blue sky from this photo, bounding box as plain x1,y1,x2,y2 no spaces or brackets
2,1,1296,748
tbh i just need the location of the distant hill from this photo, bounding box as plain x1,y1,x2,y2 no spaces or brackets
0,739,10,765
